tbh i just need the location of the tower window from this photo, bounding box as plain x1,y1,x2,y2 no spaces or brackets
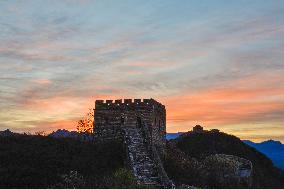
121,116,125,125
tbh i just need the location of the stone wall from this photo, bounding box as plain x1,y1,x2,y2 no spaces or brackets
93,98,166,153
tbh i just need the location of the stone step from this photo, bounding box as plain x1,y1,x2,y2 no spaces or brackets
122,128,164,186
123,128,161,187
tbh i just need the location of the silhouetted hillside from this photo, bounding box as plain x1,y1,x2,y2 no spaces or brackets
1,131,283,189
167,132,284,171
0,134,147,189
164,131,284,189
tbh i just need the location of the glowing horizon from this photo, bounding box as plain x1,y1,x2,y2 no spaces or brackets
0,0,284,142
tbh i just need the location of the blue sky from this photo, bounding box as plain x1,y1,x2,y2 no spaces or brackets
0,0,284,142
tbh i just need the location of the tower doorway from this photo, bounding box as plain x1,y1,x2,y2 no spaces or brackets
137,117,142,128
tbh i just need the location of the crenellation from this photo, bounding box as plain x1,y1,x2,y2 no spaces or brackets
143,99,151,104
124,99,132,104
115,99,122,103
134,99,141,103
106,100,113,104
94,99,165,112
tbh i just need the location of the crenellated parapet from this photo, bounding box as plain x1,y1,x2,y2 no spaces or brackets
95,98,165,111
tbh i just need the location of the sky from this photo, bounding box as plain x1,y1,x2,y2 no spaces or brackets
0,0,284,142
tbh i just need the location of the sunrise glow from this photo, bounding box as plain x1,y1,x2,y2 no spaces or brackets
0,0,284,142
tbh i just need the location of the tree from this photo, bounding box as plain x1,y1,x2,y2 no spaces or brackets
76,109,94,133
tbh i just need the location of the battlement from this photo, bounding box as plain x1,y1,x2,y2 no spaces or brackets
95,98,165,110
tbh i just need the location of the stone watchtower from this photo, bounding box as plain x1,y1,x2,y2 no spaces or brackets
94,99,174,188
93,98,166,153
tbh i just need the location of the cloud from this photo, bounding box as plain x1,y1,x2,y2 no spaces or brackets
32,79,52,85
0,0,284,142
165,72,284,130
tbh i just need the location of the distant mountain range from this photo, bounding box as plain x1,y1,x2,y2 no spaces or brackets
49,129,79,138
166,133,284,170
166,132,184,140
243,140,284,170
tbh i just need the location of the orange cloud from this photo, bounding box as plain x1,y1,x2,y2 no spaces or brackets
32,79,52,85
11,70,284,143
40,119,78,132
163,73,284,133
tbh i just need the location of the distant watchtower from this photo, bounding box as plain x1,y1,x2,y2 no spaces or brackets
93,99,166,153
193,125,204,133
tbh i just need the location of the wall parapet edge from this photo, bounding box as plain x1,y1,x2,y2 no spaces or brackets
95,98,165,110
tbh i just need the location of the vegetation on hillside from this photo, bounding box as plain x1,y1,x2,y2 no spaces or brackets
1,131,284,189
0,135,147,189
164,131,284,189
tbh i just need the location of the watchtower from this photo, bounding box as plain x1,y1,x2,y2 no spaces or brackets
93,98,166,153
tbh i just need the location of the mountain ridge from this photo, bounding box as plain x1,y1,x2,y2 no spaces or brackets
243,139,284,170
165,130,284,189
167,133,284,170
